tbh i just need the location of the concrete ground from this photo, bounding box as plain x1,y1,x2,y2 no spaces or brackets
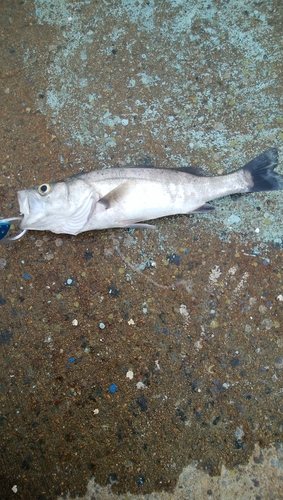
1,1,283,499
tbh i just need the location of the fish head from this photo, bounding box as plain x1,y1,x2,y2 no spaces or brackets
17,178,96,235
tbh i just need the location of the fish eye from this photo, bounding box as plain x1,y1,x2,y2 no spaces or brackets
38,183,51,195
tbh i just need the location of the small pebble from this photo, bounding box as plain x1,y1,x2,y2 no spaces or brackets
126,370,134,380
275,357,283,369
210,319,219,328
262,318,273,329
230,358,240,368
137,476,146,486
109,286,119,296
136,381,146,389
137,395,148,411
0,258,7,270
108,473,118,484
235,426,245,440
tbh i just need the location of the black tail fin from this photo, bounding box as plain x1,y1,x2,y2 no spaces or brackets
243,148,283,192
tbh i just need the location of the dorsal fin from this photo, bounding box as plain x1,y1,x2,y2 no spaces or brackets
117,164,155,169
119,164,206,176
174,166,206,176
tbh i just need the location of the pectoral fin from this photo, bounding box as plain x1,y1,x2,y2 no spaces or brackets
98,181,132,209
190,204,215,213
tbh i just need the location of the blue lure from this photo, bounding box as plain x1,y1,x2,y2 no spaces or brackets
0,217,26,243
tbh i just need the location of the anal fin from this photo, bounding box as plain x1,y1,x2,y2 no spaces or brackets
118,220,157,229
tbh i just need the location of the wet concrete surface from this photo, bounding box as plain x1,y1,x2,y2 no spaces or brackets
1,1,283,499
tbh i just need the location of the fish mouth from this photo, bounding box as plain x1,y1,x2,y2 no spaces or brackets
18,191,44,214
17,190,44,228
17,190,30,217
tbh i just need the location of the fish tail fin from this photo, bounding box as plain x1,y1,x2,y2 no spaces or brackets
243,148,283,192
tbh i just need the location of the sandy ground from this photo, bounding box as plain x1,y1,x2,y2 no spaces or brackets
1,1,283,499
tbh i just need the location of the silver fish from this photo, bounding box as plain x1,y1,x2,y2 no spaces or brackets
3,148,282,242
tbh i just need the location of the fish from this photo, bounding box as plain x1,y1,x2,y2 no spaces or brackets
2,148,283,242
